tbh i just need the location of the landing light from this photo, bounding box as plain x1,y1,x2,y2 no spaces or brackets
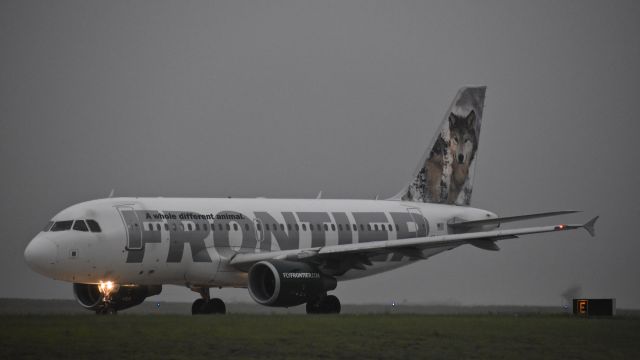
98,281,117,297
557,224,566,230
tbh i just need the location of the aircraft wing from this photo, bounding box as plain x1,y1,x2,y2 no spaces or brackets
448,210,581,230
229,216,598,273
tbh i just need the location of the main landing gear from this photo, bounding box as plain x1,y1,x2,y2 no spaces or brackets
306,294,341,314
191,287,226,315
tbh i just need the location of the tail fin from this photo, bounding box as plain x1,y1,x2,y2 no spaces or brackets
392,86,486,206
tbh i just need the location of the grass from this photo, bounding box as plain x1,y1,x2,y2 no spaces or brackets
1,314,639,360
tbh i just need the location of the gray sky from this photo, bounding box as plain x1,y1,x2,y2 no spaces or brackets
2,0,639,308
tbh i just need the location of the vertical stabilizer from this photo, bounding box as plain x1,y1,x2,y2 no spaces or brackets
393,86,486,206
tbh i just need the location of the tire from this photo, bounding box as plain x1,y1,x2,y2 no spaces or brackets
306,299,320,314
106,307,118,315
209,298,226,314
192,298,205,315
323,295,341,314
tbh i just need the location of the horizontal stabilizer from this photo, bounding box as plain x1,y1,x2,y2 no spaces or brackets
583,216,599,237
449,210,581,229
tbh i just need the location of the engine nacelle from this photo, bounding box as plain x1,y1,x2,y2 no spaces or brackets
73,283,162,311
248,260,337,307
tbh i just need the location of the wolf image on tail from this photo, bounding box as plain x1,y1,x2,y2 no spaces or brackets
396,86,485,206
447,110,478,203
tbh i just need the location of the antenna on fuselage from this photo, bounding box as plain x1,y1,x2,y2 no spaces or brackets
316,191,322,199
108,189,115,198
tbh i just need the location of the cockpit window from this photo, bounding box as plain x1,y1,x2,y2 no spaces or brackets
86,220,102,233
51,221,73,231
73,220,89,232
43,221,54,232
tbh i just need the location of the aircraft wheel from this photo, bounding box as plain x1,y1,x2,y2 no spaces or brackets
106,307,118,315
306,295,341,314
306,298,321,314
323,295,341,314
209,298,226,314
96,307,117,315
192,298,206,315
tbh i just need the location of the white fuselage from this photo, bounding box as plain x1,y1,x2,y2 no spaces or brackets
25,197,496,289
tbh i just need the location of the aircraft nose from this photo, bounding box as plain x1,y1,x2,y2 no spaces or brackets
24,235,58,276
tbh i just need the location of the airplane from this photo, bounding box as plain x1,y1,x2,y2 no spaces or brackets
24,86,598,315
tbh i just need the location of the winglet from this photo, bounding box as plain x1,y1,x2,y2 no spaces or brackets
583,216,599,237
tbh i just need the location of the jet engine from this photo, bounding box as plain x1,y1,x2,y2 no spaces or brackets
248,260,336,307
73,283,162,313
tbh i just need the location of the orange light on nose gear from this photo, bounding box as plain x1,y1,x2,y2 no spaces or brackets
98,281,116,296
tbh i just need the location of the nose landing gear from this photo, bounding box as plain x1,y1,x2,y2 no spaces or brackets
191,287,226,315
96,281,119,315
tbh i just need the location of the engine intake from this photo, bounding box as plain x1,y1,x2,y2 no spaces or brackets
73,283,162,311
248,260,336,307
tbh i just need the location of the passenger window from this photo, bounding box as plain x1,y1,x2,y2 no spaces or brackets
73,220,89,232
374,224,378,231
219,224,223,231
51,221,73,232
273,224,277,231
338,224,343,231
395,224,400,231
302,224,307,231
226,224,230,231
295,224,299,231
180,224,184,231
195,224,200,231
353,224,357,231
43,221,54,232
233,223,238,231
164,224,169,231
280,224,285,231
287,224,292,231
331,224,336,231
156,224,161,231
265,224,270,231
360,224,364,231
367,224,372,231
147,223,153,231
86,220,102,233
257,223,262,231
203,224,208,231
187,224,193,231
172,224,177,231
245,224,249,231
